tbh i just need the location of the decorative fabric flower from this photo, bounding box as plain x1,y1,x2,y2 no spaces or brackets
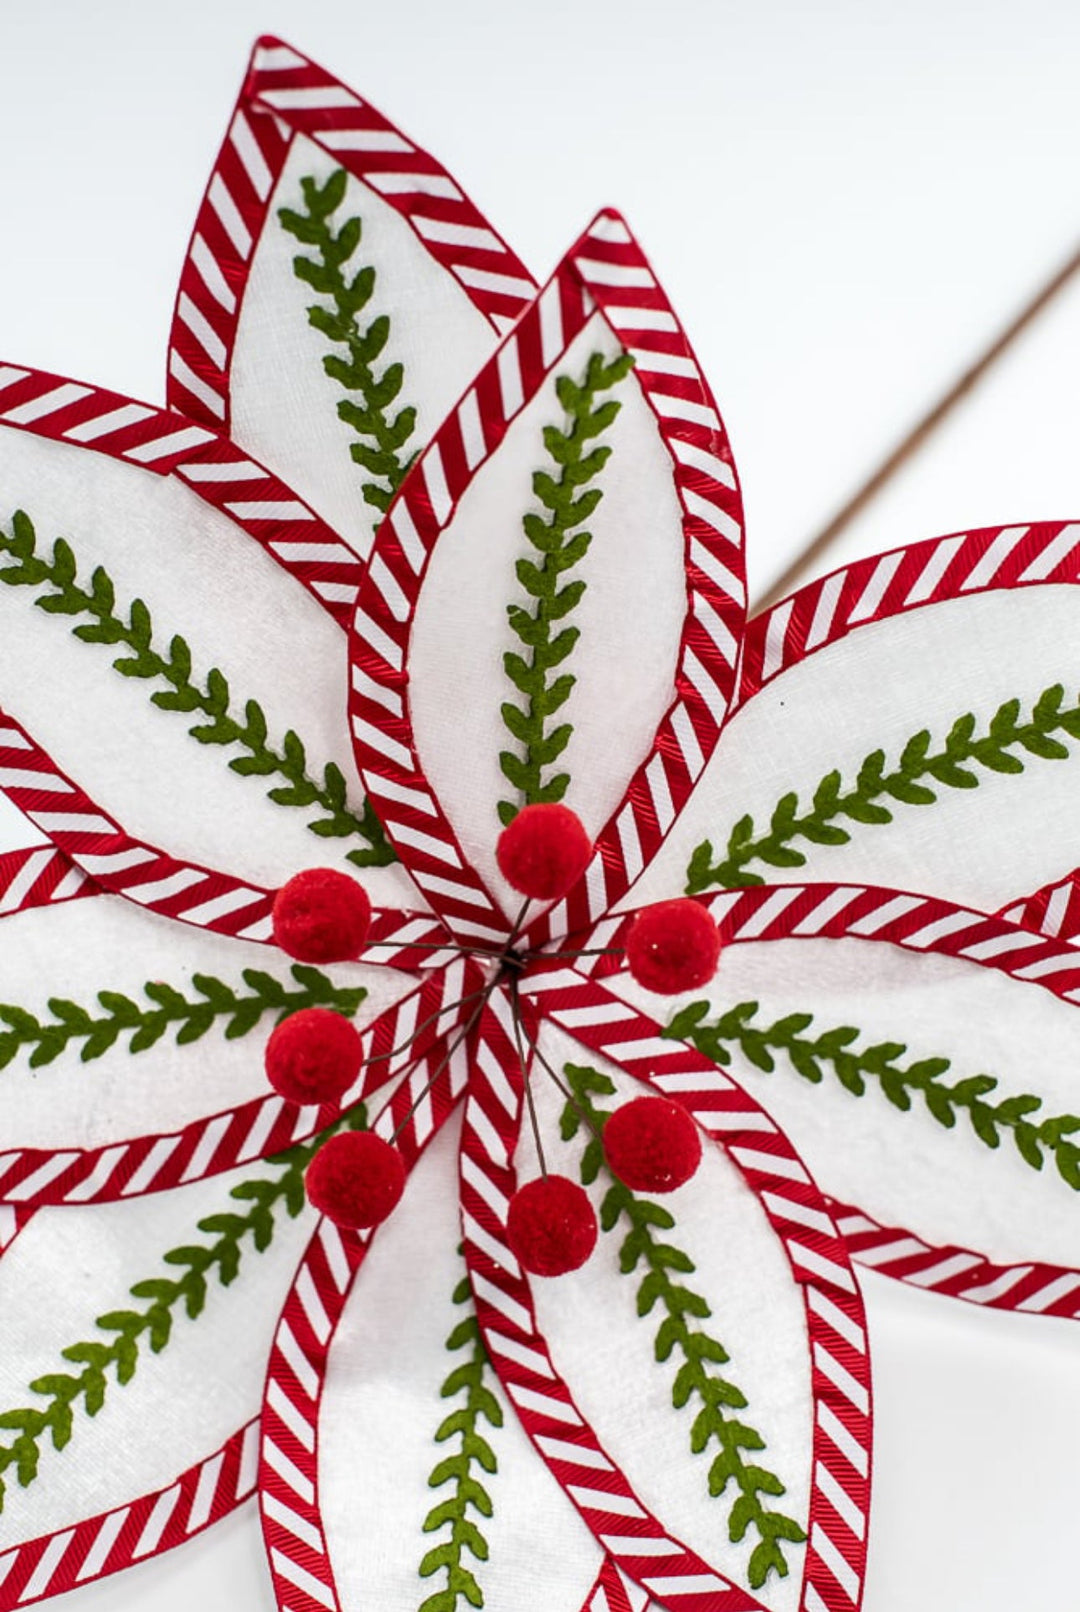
1,34,1079,1612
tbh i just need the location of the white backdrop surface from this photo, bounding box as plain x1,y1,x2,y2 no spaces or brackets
3,1,1080,1607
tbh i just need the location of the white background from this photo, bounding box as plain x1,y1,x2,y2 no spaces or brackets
3,1,1080,1606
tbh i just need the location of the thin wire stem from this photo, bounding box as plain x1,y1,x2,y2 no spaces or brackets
516,1011,607,1150
389,988,493,1142
363,986,492,1067
508,977,547,1177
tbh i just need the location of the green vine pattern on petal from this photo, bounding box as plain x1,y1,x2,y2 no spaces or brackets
0,511,394,868
279,169,417,515
0,1104,367,1511
497,351,635,826
0,964,365,1071
666,1000,1080,1190
686,683,1080,891
560,1064,805,1590
418,1265,504,1612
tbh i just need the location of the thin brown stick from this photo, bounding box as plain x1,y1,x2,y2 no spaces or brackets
754,237,1080,615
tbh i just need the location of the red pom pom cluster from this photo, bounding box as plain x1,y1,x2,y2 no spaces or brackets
264,1008,361,1106
305,1131,406,1229
506,1174,597,1276
273,867,371,963
625,898,721,994
603,1095,702,1193
496,803,592,902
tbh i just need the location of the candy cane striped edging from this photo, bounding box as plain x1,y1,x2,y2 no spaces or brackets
460,992,765,1612
830,1199,1080,1320
259,1033,474,1612
0,1204,32,1255
0,955,477,1209
0,699,455,959
488,974,871,1612
736,520,1080,705
167,35,537,432
0,845,92,917
0,363,365,627
349,210,745,947
0,704,276,941
998,867,1080,944
583,880,1080,1009
0,1419,259,1609
585,1557,648,1612
1,698,452,955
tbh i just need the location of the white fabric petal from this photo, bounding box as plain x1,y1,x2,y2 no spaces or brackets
0,893,404,1160
169,37,533,561
631,584,1080,916
0,1166,314,1548
613,922,1080,1275
0,401,413,909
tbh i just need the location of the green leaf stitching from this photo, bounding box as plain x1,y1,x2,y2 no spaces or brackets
417,1263,503,1612
0,511,394,868
665,1001,1080,1190
497,351,634,825
0,1103,367,1511
0,964,365,1072
560,1063,805,1589
279,168,417,515
685,683,1080,891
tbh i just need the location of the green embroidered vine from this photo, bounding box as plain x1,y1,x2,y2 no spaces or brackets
686,683,1080,891
0,1104,367,1511
0,510,394,867
561,1064,805,1589
497,350,635,826
667,1000,1080,1189
0,964,365,1071
279,168,417,514
417,1265,503,1612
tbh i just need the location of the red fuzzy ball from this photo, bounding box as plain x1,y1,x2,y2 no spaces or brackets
273,868,371,963
603,1096,702,1193
506,1174,597,1277
496,803,592,902
264,1008,362,1106
305,1131,405,1229
625,898,721,994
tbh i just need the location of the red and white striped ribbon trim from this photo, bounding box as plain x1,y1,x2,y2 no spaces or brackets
0,1419,260,1609
461,989,767,1611
168,35,537,433
0,362,365,627
0,698,452,957
0,844,92,918
585,1557,647,1612
0,705,276,941
998,867,1080,945
259,1022,475,1612
582,881,1080,1010
490,973,872,1612
350,209,744,946
736,520,1080,705
832,1199,1080,1319
0,1204,32,1256
0,956,476,1208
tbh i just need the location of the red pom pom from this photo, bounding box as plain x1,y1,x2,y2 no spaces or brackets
273,868,371,963
264,1008,362,1106
496,803,592,902
305,1131,405,1229
603,1096,702,1193
506,1174,597,1276
625,898,721,994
